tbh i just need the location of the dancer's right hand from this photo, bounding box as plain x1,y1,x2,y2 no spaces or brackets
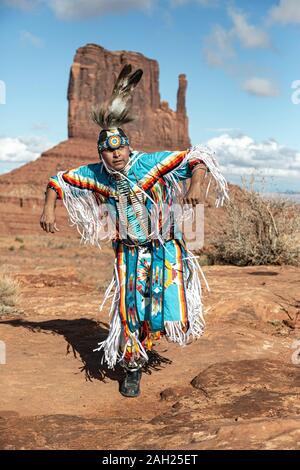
40,208,60,233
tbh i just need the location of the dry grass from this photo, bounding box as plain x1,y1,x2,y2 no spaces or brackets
0,274,21,315
212,179,300,266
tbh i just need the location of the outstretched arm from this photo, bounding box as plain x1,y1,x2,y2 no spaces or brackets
40,162,101,234
40,186,60,234
40,163,111,246
39,163,98,235
182,164,208,206
137,146,229,208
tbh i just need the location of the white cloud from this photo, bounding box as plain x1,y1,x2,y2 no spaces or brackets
203,7,272,68
269,0,300,25
242,77,279,97
47,0,154,20
206,133,300,178
2,0,40,10
1,0,155,19
0,136,53,163
203,25,235,67
170,0,218,6
203,7,277,97
20,30,43,47
229,7,271,49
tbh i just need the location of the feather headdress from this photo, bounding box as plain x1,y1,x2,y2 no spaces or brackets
92,64,143,130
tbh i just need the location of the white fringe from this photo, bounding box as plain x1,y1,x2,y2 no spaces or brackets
119,333,149,363
164,144,229,208
184,250,206,341
93,313,149,370
94,247,207,368
57,171,112,248
93,302,122,369
93,258,149,369
93,261,121,368
91,146,226,367
57,146,228,249
164,321,187,345
164,249,206,346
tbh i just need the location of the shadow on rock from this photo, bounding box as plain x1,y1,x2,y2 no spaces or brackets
0,318,172,382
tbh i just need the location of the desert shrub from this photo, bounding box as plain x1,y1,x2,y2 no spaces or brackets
0,274,20,315
212,183,300,266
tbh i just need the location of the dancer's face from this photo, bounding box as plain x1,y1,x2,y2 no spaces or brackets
101,145,130,171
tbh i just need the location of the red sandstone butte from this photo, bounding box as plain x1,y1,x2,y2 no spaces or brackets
68,43,191,150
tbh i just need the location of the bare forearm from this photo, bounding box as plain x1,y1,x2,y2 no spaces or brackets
190,164,206,188
44,187,57,211
40,188,60,233
183,165,207,205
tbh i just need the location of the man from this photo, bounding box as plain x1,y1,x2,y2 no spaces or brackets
40,65,229,397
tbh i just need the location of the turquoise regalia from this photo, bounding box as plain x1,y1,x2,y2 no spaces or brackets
47,146,228,368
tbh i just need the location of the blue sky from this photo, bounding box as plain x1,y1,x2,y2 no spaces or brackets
0,0,299,191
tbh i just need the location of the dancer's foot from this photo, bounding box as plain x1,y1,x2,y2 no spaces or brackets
120,369,142,398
